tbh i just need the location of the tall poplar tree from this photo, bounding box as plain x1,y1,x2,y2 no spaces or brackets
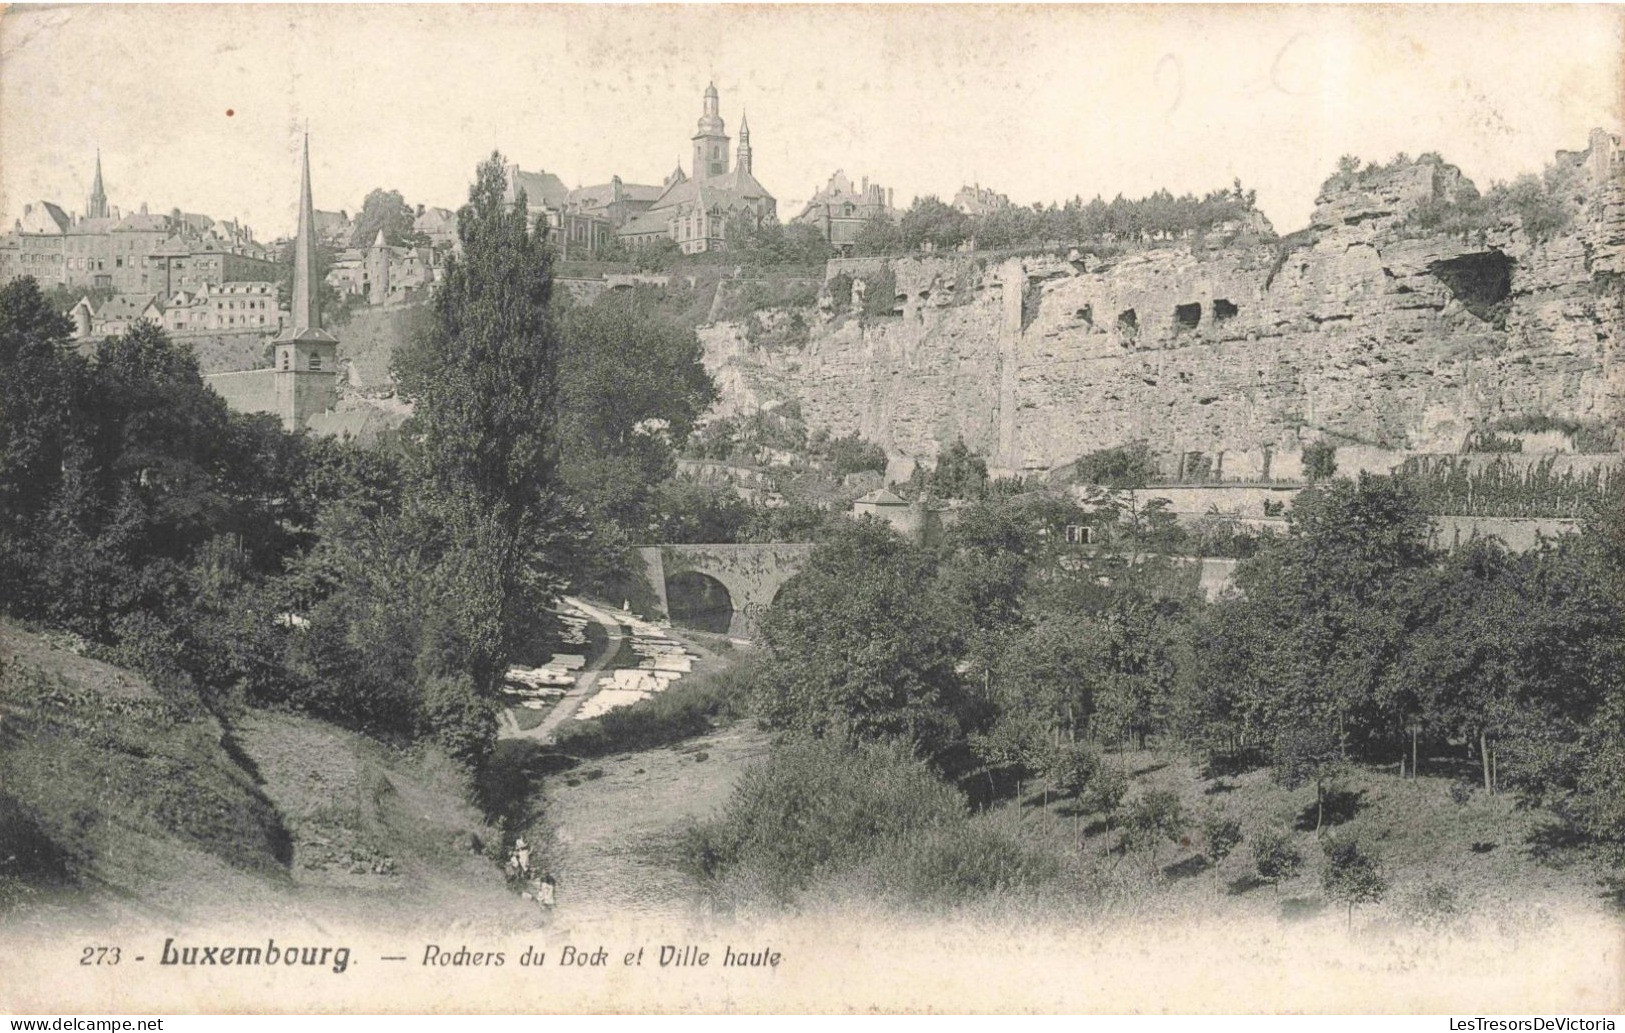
393,151,563,695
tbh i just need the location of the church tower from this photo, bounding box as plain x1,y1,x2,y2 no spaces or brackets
273,135,339,431
87,150,109,219
736,110,753,176
691,82,730,181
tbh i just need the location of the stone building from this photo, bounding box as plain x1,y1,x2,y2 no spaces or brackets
501,164,619,260
793,170,897,254
412,206,459,249
204,137,338,433
622,84,777,255
1,153,276,295
325,229,444,304
953,183,1010,216
69,280,284,338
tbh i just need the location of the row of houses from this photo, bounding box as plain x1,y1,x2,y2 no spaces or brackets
69,281,284,338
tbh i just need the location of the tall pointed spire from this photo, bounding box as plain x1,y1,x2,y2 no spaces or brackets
88,149,108,219
736,109,753,175
292,134,320,331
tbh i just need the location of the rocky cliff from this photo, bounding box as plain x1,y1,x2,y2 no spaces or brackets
701,131,1625,476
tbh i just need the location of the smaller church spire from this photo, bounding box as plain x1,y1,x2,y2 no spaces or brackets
736,109,753,176
88,149,108,219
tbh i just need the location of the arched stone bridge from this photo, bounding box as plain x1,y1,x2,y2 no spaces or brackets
635,543,814,639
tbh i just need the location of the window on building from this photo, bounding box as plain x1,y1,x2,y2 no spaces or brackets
281,351,290,370
309,353,322,371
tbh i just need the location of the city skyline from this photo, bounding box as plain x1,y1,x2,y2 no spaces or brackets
1,5,1620,240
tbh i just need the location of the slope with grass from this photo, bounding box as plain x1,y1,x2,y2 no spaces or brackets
0,620,536,933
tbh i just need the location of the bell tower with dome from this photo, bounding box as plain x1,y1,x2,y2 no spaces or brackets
691,82,731,181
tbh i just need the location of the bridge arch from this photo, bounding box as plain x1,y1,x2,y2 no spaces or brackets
665,570,736,634
635,543,814,639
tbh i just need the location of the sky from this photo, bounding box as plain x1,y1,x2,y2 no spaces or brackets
1,4,1619,241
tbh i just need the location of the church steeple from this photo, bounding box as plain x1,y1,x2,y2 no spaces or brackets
292,134,322,332
271,133,339,433
736,109,752,176
87,150,108,219
692,82,730,181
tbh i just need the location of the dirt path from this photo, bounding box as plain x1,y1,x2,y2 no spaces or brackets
542,722,771,924
501,597,627,744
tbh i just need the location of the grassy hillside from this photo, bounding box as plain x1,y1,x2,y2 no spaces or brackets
0,622,290,922
0,621,530,931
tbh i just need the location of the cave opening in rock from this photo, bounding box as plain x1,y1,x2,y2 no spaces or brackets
1174,302,1202,330
1213,298,1239,322
1428,250,1513,321
1118,308,1138,332
1076,304,1094,327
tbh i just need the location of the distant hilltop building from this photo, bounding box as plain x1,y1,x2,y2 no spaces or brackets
311,209,354,247
326,228,444,306
504,82,776,258
412,205,459,249
203,137,338,434
793,170,897,255
953,183,1010,217
70,280,283,339
0,150,277,294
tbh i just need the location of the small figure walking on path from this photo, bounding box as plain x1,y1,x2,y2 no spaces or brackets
537,874,556,908
514,836,531,876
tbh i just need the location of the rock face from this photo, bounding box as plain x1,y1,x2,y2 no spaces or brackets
704,133,1625,474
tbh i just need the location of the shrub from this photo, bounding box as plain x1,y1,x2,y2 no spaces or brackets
1321,838,1387,930
1396,881,1463,930
859,268,898,319
1449,779,1476,806
680,735,966,901
1079,766,1129,826
1049,743,1102,800
870,821,1061,904
1071,441,1159,489
1303,441,1338,482
1123,789,1186,860
1252,827,1304,891
419,672,497,769
1200,810,1243,870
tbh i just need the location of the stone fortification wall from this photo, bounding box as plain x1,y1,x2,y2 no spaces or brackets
204,369,280,417
715,135,1624,475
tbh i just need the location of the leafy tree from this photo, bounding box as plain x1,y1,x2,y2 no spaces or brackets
927,436,989,499
826,431,888,480
1321,838,1387,930
757,519,971,760
1252,827,1303,893
392,150,565,698
1079,765,1128,832
1217,475,1431,766
992,614,1102,746
1071,440,1160,488
351,188,430,248
1050,742,1101,800
899,196,969,252
852,214,903,256
0,279,83,585
1122,788,1185,864
1303,441,1338,481
556,290,718,537
652,479,751,544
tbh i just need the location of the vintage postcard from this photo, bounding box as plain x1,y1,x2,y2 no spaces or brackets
1,3,1622,1016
